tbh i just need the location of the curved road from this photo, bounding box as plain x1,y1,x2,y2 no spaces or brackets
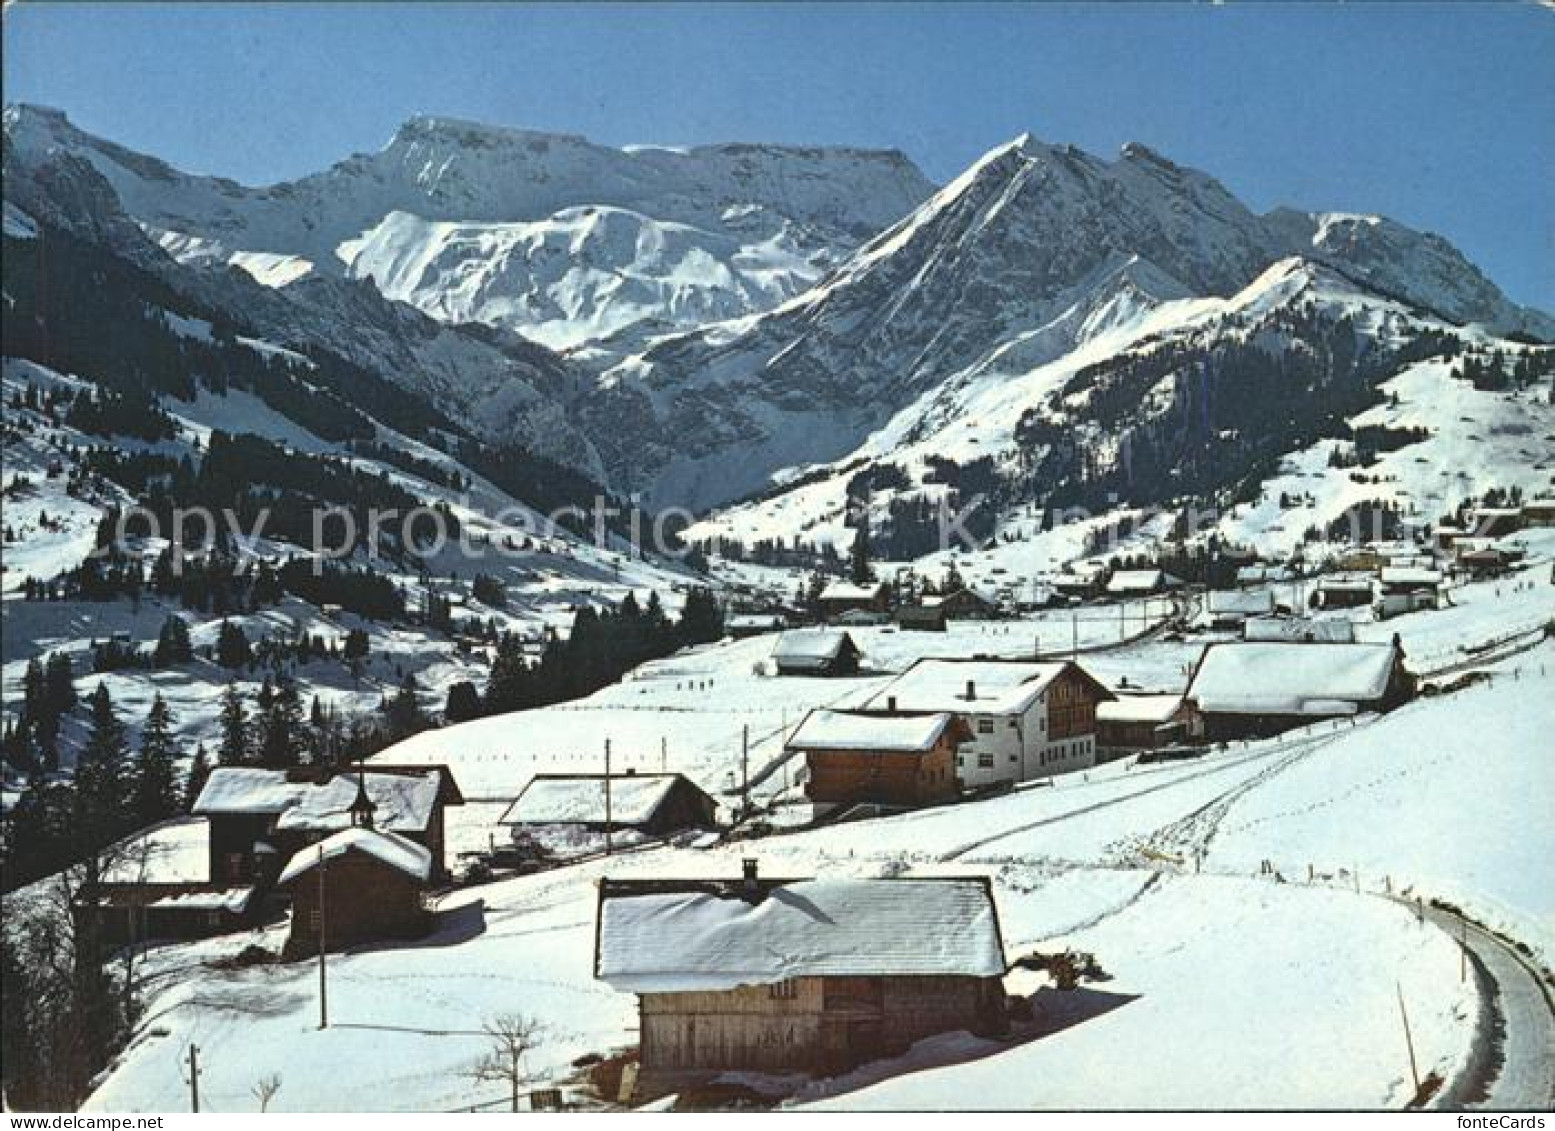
1425,906,1555,1111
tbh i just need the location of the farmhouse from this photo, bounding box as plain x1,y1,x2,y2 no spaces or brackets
772,629,862,677
1095,695,1189,758
1236,564,1292,586
1052,565,1106,601
1204,589,1275,630
497,772,717,839
78,817,259,944
1184,639,1415,741
786,709,969,808
817,580,890,618
192,764,463,887
594,865,1007,1097
1522,498,1555,527
1376,566,1443,618
277,823,434,959
863,659,1112,788
1467,507,1525,539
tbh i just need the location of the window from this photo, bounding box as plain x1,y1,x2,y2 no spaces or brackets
1009,755,1018,764
770,979,799,1000
225,853,246,881
977,719,995,735
977,753,995,769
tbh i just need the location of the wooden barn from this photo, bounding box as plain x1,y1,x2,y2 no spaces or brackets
497,772,718,839
772,629,862,677
786,710,969,808
726,613,790,639
1312,576,1374,610
1204,589,1275,630
1184,639,1415,741
594,865,1007,1098
1105,568,1184,598
276,822,434,960
192,763,463,887
934,587,1000,620
1095,695,1189,758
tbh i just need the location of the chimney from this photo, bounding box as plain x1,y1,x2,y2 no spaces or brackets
887,696,898,712
742,858,759,887
965,679,977,701
624,767,637,777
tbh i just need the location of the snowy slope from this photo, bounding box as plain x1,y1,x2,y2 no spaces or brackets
72,627,1555,1112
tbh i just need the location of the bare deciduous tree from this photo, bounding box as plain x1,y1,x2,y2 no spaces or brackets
252,1073,282,1112
467,1013,546,1112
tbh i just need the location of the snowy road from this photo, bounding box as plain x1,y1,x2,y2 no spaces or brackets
1430,906,1555,1111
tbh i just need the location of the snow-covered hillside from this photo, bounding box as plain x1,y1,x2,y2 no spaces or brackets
71,609,1555,1111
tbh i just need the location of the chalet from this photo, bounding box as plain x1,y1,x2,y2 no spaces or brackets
895,603,948,632
78,818,259,944
934,587,1000,620
1376,567,1442,618
497,772,717,839
1105,569,1184,598
1095,695,1189,758
1312,576,1373,610
1431,523,1470,552
817,581,890,618
1184,639,1415,741
772,629,862,677
786,710,969,808
1456,547,1512,579
1204,589,1275,630
594,865,1007,1097
277,823,434,959
192,763,463,888
1244,617,1355,644
864,659,1112,788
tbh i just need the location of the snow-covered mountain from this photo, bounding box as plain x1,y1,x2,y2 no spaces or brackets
2,104,934,354
581,134,1553,511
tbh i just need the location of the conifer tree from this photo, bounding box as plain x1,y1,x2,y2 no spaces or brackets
75,684,129,846
133,694,181,827
217,684,250,766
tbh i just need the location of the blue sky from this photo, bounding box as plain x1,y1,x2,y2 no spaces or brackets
5,2,1553,308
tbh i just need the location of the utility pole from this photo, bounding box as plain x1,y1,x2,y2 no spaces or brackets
1396,982,1420,1096
1071,609,1078,659
660,735,667,774
317,845,329,1029
187,1045,201,1113
604,738,613,857
743,724,756,813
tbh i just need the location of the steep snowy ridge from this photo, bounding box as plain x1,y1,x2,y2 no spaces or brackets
2,104,934,353
588,133,1552,509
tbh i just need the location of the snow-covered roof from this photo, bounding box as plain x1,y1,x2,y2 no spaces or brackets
1188,642,1401,716
772,629,855,667
818,581,885,601
1206,590,1275,616
193,767,444,834
147,887,254,914
498,774,700,827
104,818,210,884
1317,577,1374,593
1236,565,1291,584
864,659,1071,716
277,827,432,886
1097,695,1184,725
727,613,786,630
1106,569,1181,594
595,877,1006,992
787,710,956,753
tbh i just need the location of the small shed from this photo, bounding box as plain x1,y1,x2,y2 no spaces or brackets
1313,576,1374,610
787,710,968,807
935,587,1000,620
772,629,862,677
497,773,717,838
1244,617,1355,644
594,867,1007,1098
277,826,433,959
1106,569,1184,597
